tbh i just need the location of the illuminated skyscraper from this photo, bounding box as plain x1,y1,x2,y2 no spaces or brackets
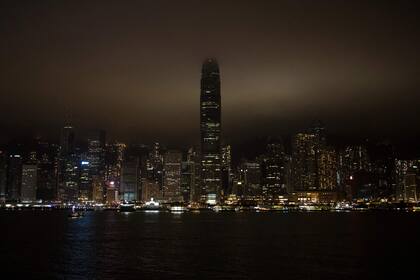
163,150,183,202
87,130,106,178
292,124,328,192
200,58,222,204
79,154,91,200
58,124,79,202
317,147,337,191
221,145,232,196
105,142,126,191
261,141,287,201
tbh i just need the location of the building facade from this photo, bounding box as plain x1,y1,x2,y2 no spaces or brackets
200,58,222,204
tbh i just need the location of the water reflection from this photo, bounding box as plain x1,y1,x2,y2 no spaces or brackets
1,211,419,279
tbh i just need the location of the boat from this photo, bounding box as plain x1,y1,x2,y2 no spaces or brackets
212,205,222,212
68,206,84,218
254,205,270,212
119,203,135,212
68,211,84,218
170,205,187,213
142,198,161,211
169,201,187,213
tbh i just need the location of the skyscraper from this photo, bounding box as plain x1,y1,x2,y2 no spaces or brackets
120,156,140,202
87,130,106,178
60,125,75,156
58,124,79,202
163,150,183,202
21,164,37,202
261,141,287,201
6,154,22,201
200,58,222,204
37,142,59,201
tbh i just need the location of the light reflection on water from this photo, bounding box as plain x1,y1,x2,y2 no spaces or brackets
1,211,419,279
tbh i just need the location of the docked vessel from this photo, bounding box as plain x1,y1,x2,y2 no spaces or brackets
119,203,135,212
142,198,161,211
169,201,187,213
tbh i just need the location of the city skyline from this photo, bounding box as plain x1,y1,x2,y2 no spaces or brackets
2,2,420,279
1,0,419,146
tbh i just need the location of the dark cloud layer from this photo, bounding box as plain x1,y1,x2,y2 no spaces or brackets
1,0,419,145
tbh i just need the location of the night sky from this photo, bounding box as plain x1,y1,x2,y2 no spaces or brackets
1,0,419,146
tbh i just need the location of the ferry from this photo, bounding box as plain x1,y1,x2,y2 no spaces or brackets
169,205,187,213
142,198,161,211
119,203,136,212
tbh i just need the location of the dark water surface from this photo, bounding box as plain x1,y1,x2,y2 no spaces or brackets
1,211,419,279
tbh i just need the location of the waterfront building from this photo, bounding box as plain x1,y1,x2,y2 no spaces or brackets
21,164,37,201
186,147,202,203
318,146,337,191
120,157,140,201
163,150,183,202
221,145,232,197
106,181,119,204
292,123,337,193
79,155,91,201
181,154,195,203
92,175,103,203
105,142,126,193
241,161,262,201
200,58,222,204
6,154,22,201
36,142,59,201
261,140,287,201
292,132,318,191
395,159,419,202
58,153,79,202
58,125,79,202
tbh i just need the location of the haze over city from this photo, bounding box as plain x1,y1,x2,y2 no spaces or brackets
1,0,419,146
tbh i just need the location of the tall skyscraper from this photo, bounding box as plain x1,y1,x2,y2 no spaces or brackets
60,125,75,156
200,58,222,204
58,124,79,202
